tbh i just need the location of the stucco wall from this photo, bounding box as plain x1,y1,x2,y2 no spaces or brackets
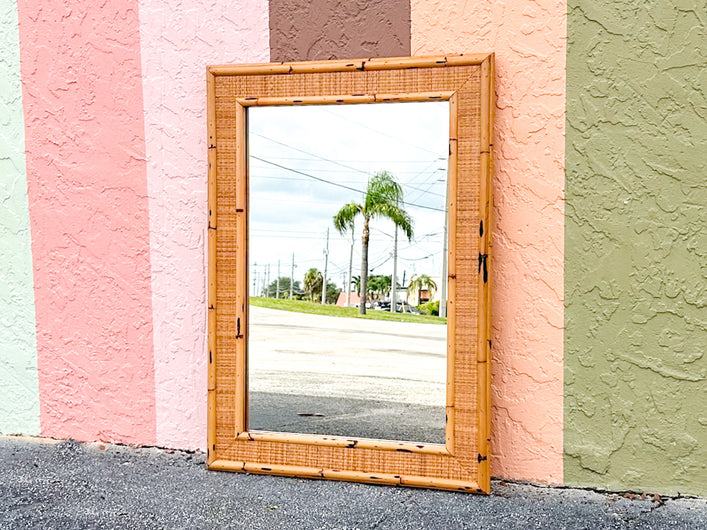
565,0,707,496
268,0,410,62
3,0,705,497
138,0,269,450
411,0,567,485
17,0,157,444
3,0,567,484
0,0,40,435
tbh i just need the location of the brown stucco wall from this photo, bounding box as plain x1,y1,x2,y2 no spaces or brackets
268,0,410,62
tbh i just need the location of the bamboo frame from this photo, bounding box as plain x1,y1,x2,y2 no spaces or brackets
206,69,217,465
234,431,450,455
208,53,490,76
445,91,459,454
207,54,494,493
236,92,455,107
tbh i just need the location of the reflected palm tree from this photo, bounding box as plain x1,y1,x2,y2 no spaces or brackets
333,171,413,315
407,274,437,305
303,267,322,302
367,275,392,301
351,275,361,295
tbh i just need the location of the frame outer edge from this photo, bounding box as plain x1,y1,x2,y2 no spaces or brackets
476,53,494,493
206,68,217,466
209,460,484,493
207,54,492,76
208,57,493,492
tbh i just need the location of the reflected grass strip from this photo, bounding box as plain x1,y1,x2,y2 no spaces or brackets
250,297,446,325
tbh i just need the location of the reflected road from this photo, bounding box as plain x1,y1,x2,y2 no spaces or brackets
248,305,447,443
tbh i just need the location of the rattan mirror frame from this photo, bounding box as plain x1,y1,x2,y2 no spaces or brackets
207,54,494,493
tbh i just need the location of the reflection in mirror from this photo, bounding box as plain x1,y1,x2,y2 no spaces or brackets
247,101,449,444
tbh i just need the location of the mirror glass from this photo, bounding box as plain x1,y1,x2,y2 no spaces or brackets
247,101,449,444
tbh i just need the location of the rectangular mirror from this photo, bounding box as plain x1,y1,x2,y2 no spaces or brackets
207,54,494,493
247,102,449,444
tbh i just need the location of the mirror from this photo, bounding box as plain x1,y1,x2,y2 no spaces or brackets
247,102,450,444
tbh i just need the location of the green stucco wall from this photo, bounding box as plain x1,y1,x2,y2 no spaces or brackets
565,0,707,496
0,0,40,435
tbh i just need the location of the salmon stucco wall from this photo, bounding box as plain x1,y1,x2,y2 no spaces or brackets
565,0,707,497
138,0,270,450
0,0,40,435
17,0,157,444
411,0,566,484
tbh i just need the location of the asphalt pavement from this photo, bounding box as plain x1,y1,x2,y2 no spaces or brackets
1,436,705,529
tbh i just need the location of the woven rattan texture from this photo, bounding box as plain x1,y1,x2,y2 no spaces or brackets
211,61,489,491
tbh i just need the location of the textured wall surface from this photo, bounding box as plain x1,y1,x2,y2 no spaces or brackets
412,1,566,484
565,1,707,496
4,0,704,497
0,0,40,435
269,0,410,62
138,0,269,449
17,0,157,444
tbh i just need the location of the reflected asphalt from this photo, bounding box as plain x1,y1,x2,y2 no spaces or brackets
248,305,446,442
250,391,445,444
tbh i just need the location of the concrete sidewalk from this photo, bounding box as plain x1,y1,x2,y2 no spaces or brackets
1,437,705,529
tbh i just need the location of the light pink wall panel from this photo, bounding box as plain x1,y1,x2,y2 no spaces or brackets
412,0,566,483
138,0,270,449
18,0,157,444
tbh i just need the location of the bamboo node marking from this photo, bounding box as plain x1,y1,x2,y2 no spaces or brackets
478,253,489,283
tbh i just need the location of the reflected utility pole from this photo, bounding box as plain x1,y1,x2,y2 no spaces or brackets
253,262,257,297
346,231,354,307
321,227,329,305
290,253,295,300
265,263,270,298
390,227,398,313
439,169,449,318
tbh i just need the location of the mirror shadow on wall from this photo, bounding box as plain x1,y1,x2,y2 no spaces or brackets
248,102,450,444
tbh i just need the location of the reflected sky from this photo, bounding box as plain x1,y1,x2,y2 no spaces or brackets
248,101,449,293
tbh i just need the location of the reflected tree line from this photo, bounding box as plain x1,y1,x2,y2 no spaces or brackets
257,170,442,314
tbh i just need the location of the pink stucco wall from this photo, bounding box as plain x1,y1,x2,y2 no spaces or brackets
412,0,566,483
18,0,157,444
137,0,270,449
